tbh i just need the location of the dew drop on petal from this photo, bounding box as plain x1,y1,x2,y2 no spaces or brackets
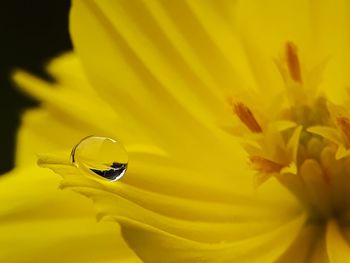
71,136,128,181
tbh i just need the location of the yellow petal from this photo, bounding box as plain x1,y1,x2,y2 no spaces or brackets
39,150,298,208
70,0,224,125
326,219,350,263
276,224,323,262
0,166,140,263
13,65,152,167
309,0,350,102
15,55,244,179
309,229,329,263
118,213,306,263
15,108,86,167
38,148,302,262
235,0,310,91
45,52,95,93
13,70,128,138
69,0,254,174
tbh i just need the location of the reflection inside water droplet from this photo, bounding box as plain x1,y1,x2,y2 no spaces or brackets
71,136,128,181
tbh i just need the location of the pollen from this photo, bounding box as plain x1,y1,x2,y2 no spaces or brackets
232,102,262,133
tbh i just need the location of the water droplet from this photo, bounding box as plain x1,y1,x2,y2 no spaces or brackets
71,136,128,181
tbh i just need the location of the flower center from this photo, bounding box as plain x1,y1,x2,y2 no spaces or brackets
230,42,350,223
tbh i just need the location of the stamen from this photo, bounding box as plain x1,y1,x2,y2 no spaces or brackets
233,102,262,133
250,156,284,173
336,116,350,143
286,42,302,83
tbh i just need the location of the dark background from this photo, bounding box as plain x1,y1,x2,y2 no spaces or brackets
0,0,71,173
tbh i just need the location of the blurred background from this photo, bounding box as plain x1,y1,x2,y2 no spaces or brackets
0,0,71,173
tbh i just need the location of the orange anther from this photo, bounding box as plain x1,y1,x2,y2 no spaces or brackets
286,42,302,83
233,102,262,133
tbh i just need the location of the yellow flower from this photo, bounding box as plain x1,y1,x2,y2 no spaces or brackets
12,0,350,262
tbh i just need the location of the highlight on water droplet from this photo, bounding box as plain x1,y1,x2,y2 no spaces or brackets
71,136,128,181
